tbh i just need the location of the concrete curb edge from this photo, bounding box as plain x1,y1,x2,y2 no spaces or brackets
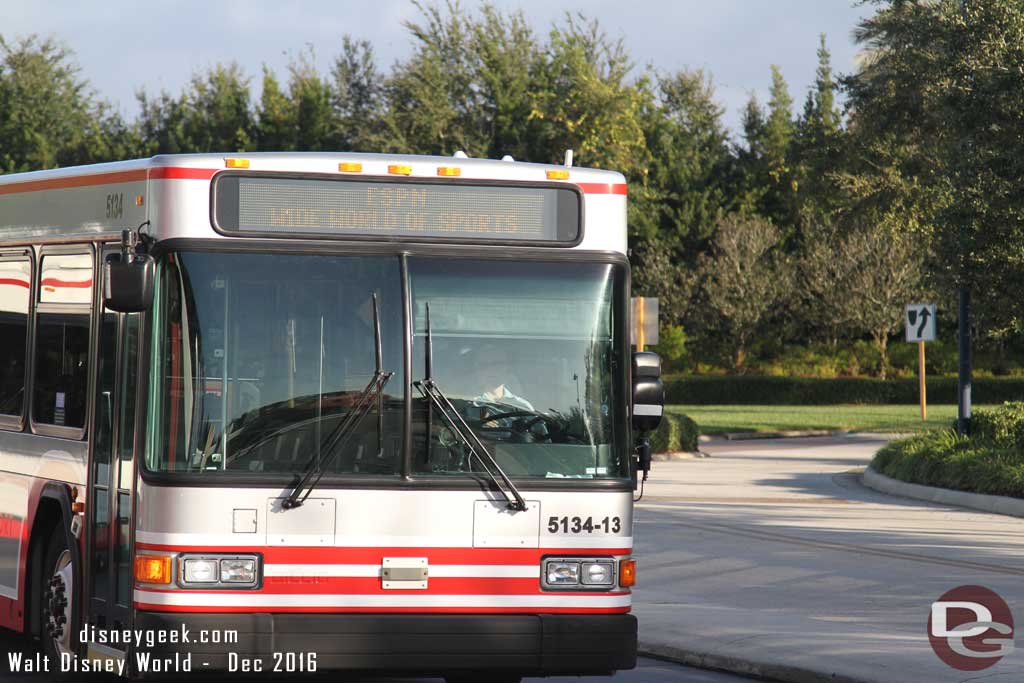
862,466,1024,518
724,429,847,441
638,641,865,683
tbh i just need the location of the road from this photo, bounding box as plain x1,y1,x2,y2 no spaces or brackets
633,434,1024,683
0,631,752,681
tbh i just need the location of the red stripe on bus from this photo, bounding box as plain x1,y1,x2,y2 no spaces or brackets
149,167,218,181
0,166,217,195
133,603,630,615
256,577,544,595
40,278,92,288
577,183,627,196
0,170,149,195
0,278,29,288
135,544,632,564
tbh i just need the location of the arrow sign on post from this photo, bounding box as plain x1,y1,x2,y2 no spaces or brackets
905,303,937,422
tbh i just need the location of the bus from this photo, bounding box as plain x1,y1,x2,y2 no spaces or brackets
0,152,663,680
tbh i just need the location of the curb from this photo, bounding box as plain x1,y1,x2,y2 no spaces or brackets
724,429,847,441
862,466,1024,518
651,451,709,461
639,641,865,683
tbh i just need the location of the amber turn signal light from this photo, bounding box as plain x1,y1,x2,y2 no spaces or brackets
619,559,636,587
134,555,172,584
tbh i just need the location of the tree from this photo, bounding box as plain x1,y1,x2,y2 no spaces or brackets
841,225,925,378
0,35,124,172
255,67,294,151
384,1,486,155
843,0,1024,344
633,68,733,253
630,235,696,327
530,13,649,173
699,213,792,373
331,36,386,151
138,63,255,154
286,50,336,152
736,65,797,232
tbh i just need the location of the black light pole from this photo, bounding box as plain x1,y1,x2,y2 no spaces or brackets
956,0,972,438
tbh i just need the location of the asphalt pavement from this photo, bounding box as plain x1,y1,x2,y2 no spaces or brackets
633,433,1024,683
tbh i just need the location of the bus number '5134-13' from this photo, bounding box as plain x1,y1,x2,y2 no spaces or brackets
547,516,621,534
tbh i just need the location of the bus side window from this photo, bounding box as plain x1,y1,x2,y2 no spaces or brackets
33,252,93,432
0,257,30,423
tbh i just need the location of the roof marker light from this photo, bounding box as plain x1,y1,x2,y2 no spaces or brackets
437,166,461,177
225,158,250,169
135,195,145,206
546,169,570,180
338,162,363,173
388,164,413,176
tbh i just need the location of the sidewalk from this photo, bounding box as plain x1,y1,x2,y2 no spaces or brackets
631,435,1024,683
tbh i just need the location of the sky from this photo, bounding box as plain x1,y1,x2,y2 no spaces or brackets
2,1,873,140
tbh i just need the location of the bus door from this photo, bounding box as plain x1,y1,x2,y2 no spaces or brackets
86,249,140,637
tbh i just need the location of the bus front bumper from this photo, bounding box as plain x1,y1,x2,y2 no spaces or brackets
133,612,637,676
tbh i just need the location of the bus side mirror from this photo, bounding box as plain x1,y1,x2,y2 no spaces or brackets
632,351,664,434
104,252,154,312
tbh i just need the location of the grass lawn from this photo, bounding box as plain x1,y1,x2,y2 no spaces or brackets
670,404,991,436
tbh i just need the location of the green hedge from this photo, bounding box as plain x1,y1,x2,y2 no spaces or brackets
649,411,700,454
872,402,1024,498
665,375,1024,406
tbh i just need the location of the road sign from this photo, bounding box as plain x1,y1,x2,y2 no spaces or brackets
905,303,937,343
631,297,659,348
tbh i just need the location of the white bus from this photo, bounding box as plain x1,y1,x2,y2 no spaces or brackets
0,153,663,680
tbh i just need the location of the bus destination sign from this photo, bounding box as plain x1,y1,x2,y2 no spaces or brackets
214,175,581,243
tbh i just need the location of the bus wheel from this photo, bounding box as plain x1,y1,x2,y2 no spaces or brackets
40,529,75,661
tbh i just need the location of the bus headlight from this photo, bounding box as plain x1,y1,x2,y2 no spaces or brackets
182,558,219,583
178,554,260,588
580,561,614,586
545,561,580,586
220,558,257,583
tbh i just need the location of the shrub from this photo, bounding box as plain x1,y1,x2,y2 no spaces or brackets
649,411,700,454
873,402,1024,498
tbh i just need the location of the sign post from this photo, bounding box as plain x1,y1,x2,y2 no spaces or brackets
905,303,937,421
918,340,927,420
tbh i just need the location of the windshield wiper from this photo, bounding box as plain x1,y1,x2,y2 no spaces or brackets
413,303,528,512
282,293,393,509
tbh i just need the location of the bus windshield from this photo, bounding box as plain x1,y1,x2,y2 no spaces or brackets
146,251,626,480
409,258,626,480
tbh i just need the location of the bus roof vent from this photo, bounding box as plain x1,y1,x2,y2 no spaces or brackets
501,155,514,162
453,150,469,159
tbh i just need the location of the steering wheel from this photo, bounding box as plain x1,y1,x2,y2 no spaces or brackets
478,409,561,436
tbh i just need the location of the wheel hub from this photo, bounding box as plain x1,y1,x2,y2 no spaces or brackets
42,550,73,656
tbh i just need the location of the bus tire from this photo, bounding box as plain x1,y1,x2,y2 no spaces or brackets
39,527,75,664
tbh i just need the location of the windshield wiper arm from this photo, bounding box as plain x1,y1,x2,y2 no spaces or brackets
413,303,527,512
283,293,393,509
